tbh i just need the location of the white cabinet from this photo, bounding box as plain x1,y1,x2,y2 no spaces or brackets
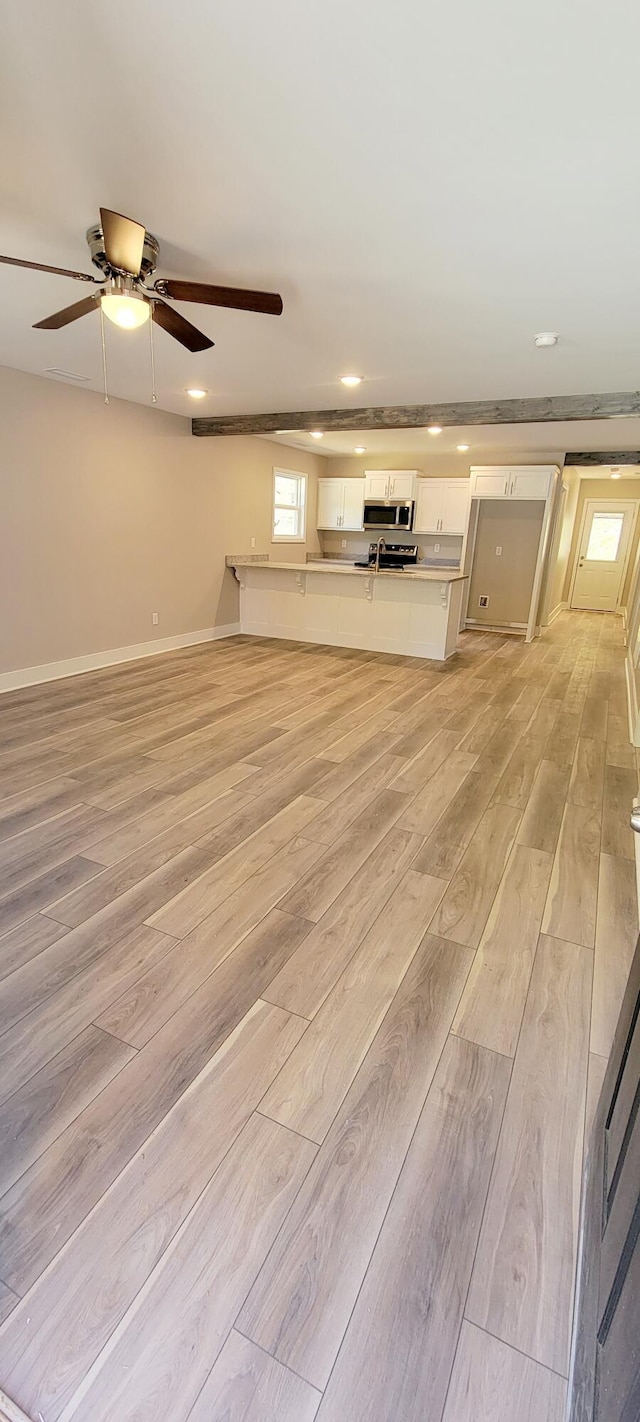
471,470,510,498
364,470,420,500
316,478,365,530
341,479,366,529
364,472,392,500
414,479,470,535
508,468,554,499
470,467,556,501
388,471,417,498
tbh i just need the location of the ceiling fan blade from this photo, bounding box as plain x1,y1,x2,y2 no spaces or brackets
152,299,214,352
100,207,146,276
0,254,97,283
156,278,283,316
33,294,100,329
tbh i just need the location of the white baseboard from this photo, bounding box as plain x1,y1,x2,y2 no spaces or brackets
546,601,568,626
0,623,242,694
625,647,640,747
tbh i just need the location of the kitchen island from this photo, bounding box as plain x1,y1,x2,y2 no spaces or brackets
227,556,467,660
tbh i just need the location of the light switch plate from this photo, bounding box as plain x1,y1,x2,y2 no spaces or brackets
496,545,502,556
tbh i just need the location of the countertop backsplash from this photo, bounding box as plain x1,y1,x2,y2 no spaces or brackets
318,529,463,568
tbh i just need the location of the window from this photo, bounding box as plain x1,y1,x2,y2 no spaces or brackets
586,512,625,562
272,468,307,542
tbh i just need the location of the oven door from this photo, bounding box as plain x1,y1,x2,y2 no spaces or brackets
363,501,414,531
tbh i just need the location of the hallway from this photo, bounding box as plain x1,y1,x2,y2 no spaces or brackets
0,611,636,1422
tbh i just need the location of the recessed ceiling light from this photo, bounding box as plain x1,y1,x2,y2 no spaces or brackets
457,444,470,452
339,374,363,387
611,471,621,479
186,388,208,399
534,332,559,347
427,425,442,435
354,446,366,454
310,431,324,439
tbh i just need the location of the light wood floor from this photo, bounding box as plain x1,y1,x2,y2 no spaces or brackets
0,614,636,1422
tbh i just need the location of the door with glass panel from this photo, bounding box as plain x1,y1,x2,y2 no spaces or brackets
571,501,638,612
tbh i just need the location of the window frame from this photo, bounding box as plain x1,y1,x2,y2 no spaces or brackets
272,467,308,544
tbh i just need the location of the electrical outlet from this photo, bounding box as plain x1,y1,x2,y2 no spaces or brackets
495,545,502,556
251,536,256,548
341,538,347,549
434,542,440,553
152,612,159,625
478,595,489,608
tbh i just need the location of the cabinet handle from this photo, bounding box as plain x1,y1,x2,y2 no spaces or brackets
504,479,509,495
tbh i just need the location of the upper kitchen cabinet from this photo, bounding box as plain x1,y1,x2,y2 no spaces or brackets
470,466,556,501
414,478,470,535
364,470,420,500
317,477,365,530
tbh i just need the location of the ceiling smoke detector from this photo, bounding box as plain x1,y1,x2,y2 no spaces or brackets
534,332,559,348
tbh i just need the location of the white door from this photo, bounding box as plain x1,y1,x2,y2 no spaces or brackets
364,472,390,499
317,479,344,529
341,478,365,530
440,481,470,534
570,501,637,612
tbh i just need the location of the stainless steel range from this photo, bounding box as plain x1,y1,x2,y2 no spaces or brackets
354,541,419,571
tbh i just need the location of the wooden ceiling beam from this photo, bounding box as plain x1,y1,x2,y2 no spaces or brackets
564,450,640,466
192,390,640,436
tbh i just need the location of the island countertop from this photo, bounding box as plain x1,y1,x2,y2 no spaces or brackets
226,556,466,584
225,555,467,661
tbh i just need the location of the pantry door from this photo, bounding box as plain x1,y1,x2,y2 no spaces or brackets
570,501,637,612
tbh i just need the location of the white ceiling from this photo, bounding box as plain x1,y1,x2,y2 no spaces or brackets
2,0,640,425
262,419,640,464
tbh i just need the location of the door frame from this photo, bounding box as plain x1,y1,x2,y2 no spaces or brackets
568,498,638,613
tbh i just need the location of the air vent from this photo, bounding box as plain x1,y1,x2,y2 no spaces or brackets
44,368,90,383
478,594,489,608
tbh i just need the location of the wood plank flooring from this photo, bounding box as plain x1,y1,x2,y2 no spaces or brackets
0,612,636,1422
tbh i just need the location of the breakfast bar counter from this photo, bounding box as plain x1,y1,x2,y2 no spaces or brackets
227,556,467,660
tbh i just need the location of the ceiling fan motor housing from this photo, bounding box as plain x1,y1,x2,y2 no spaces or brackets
86,224,159,279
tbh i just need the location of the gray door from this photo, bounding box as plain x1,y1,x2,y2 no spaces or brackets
568,932,640,1420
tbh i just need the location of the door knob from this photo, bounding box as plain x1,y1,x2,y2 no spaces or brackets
630,808,640,833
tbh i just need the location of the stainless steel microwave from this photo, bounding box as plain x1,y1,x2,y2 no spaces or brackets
363,499,414,531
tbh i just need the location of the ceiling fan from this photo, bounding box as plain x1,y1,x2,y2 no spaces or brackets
0,208,283,353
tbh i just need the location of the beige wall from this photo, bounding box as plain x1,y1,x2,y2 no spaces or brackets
0,366,321,675
467,500,545,626
539,468,581,623
562,476,640,608
323,453,470,480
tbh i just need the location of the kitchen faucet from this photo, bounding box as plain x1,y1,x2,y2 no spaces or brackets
375,536,386,572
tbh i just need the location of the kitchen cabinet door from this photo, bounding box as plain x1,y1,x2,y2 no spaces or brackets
317,479,344,529
414,481,442,534
388,472,416,499
341,478,365,530
470,470,511,498
364,472,391,499
440,481,470,534
508,469,553,500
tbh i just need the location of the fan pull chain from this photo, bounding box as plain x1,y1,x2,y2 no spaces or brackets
99,301,110,405
149,302,157,404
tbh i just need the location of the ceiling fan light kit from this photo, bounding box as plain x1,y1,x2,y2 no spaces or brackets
0,206,283,404
101,282,150,329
